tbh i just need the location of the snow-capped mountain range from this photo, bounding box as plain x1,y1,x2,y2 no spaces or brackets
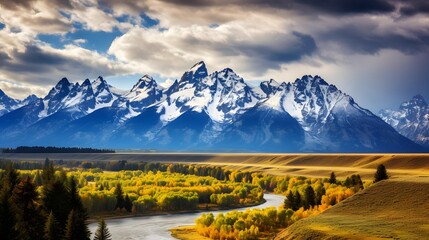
379,95,429,148
0,61,425,152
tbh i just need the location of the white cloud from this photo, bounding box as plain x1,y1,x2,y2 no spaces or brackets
108,13,316,79
0,0,428,111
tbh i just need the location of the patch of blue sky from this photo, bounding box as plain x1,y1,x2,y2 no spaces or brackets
0,22,5,30
37,22,122,53
67,28,122,53
38,34,66,49
140,13,159,28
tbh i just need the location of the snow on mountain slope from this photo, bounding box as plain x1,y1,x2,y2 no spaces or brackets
160,62,263,124
0,61,425,152
260,75,422,152
122,75,164,112
379,95,429,147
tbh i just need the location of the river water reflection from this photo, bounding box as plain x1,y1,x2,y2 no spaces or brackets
88,193,284,240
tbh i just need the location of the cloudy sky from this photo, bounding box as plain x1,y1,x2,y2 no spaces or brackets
1,0,428,112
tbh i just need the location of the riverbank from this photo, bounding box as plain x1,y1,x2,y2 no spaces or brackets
88,199,267,224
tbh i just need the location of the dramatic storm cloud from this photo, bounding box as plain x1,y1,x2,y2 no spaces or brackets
0,0,428,111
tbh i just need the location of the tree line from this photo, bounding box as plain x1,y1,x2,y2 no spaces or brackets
2,146,115,153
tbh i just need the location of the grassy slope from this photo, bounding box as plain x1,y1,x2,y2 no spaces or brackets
275,176,429,240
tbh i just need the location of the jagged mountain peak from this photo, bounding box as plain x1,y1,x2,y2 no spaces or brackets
400,94,427,109
92,76,109,90
179,62,209,86
59,77,70,83
82,78,92,86
190,61,207,73
294,75,330,88
44,77,72,101
55,77,72,89
131,75,157,92
213,68,244,84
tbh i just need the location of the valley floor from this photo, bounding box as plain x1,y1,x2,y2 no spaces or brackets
2,152,428,239
2,152,428,180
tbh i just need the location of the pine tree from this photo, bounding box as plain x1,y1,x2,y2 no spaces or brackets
64,209,77,240
12,177,44,240
2,162,20,195
42,158,55,185
114,183,124,210
33,170,43,186
284,191,295,210
316,186,325,205
329,172,336,184
44,211,62,240
64,209,90,240
124,194,133,212
295,191,302,210
304,185,316,209
374,164,389,183
64,177,90,240
0,187,18,240
42,179,71,230
94,219,112,240
69,176,84,210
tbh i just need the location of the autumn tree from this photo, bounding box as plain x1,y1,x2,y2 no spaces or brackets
374,164,389,183
94,219,112,240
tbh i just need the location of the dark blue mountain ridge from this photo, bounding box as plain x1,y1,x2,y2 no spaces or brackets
0,61,426,152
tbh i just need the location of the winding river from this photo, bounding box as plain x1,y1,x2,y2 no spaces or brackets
88,193,284,240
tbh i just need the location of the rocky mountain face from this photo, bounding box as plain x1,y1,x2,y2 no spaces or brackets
0,62,424,152
379,95,429,148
